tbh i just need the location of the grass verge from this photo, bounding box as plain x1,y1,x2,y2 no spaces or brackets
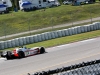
1,20,99,41
0,3,100,36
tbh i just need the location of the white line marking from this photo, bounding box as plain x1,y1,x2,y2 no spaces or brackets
47,38,96,52
51,38,95,48
0,58,6,61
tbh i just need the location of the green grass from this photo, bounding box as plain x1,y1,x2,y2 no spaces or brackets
0,20,99,41
0,3,100,37
0,21,92,41
4,30,100,51
24,30,100,48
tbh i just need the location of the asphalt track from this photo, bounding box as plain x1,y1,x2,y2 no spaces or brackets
0,37,100,75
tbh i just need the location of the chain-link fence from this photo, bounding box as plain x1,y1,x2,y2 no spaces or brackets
0,4,100,41
58,64,100,75
29,59,100,75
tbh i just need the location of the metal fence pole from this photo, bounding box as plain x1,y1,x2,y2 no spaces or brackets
28,20,31,35
51,17,53,31
89,9,93,24
70,12,74,27
28,15,33,36
2,22,6,40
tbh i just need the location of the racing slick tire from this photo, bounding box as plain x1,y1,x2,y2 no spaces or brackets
40,47,45,54
18,51,25,58
6,51,12,60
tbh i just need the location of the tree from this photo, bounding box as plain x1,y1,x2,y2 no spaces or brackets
58,0,63,4
10,0,19,10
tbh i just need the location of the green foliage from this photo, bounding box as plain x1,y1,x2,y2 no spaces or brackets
58,0,63,4
10,0,19,9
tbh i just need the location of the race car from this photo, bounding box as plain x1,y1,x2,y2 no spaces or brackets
1,46,45,60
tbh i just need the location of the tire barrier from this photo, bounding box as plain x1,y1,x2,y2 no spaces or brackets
41,33,46,41
33,35,39,43
54,31,59,38
0,41,4,50
4,41,8,49
14,38,20,47
7,40,12,48
31,59,100,75
0,22,100,50
11,39,16,47
44,32,49,40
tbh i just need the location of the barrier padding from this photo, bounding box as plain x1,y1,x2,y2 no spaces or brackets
4,41,8,49
7,40,12,48
33,35,38,43
0,22,100,50
44,32,49,40
37,34,42,42
11,39,16,47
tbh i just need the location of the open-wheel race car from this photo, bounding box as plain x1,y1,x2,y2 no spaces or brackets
0,46,45,60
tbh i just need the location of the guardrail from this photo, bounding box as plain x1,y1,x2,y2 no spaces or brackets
0,22,100,50
29,59,100,75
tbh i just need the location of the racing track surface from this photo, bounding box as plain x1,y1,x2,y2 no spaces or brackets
0,37,100,75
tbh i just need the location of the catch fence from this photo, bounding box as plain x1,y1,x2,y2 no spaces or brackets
29,59,100,75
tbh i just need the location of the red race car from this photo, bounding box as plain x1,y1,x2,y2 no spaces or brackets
1,46,45,60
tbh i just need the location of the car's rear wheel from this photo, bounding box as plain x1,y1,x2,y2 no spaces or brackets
6,51,12,60
40,47,45,54
18,51,25,58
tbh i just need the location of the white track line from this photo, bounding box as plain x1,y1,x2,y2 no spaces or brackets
47,37,99,52
0,37,99,61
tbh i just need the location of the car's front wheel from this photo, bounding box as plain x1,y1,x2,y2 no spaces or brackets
40,47,45,54
6,51,12,60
